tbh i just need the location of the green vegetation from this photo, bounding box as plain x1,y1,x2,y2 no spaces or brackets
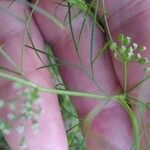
0,0,150,150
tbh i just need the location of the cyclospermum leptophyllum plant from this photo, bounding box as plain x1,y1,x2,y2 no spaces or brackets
109,34,149,94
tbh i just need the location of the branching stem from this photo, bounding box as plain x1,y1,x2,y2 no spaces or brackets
0,71,140,150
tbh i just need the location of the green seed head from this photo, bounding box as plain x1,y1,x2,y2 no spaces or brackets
109,42,117,51
118,45,126,53
123,36,131,45
138,57,147,64
109,34,149,65
117,34,125,42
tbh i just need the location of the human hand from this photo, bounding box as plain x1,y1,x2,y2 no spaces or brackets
0,0,150,150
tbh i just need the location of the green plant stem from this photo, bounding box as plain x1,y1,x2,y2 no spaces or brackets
0,72,139,150
123,62,140,149
124,61,127,94
16,0,64,29
117,97,139,150
102,0,113,41
0,72,112,100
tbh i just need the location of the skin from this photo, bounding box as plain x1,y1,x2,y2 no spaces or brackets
0,1,67,150
0,0,149,150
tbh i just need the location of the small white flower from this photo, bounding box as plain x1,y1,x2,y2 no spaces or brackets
17,125,25,134
114,53,118,59
121,45,126,49
7,113,15,120
133,43,138,49
145,57,149,63
8,102,16,111
2,128,10,135
32,123,40,134
19,138,27,150
128,51,134,58
0,100,4,108
137,53,141,59
20,144,27,150
143,46,146,51
127,36,131,42
129,47,134,52
26,102,32,109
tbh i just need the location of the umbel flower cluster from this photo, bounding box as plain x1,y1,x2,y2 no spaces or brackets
109,34,149,65
0,82,43,149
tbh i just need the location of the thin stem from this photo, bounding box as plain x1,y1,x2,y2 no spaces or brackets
0,46,20,73
102,0,113,41
90,0,99,78
127,75,150,93
124,61,127,94
68,2,83,67
0,72,112,100
118,98,140,150
68,2,107,95
16,0,64,29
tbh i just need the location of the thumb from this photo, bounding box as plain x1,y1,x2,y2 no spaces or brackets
0,1,67,150
98,0,150,149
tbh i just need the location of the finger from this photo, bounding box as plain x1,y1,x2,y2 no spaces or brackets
98,0,150,149
33,0,133,149
0,1,67,150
